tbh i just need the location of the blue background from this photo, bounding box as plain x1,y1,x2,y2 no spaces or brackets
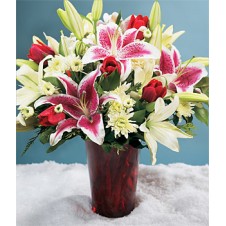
16,0,209,165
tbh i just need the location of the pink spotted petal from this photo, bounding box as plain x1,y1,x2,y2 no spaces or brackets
50,118,78,146
122,28,138,47
172,46,181,68
82,46,109,64
99,93,120,105
55,73,78,96
34,94,83,119
77,114,105,145
97,22,123,51
118,42,160,60
159,47,175,74
120,59,132,81
78,68,101,114
174,63,208,92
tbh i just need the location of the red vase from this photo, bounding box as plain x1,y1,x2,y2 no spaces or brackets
86,140,139,218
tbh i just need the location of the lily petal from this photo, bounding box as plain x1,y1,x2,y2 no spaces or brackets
50,118,78,146
16,87,41,107
144,131,158,165
55,73,78,96
16,65,39,90
150,121,192,152
122,28,138,47
99,93,120,105
172,45,181,68
149,96,179,122
120,59,132,81
174,63,208,92
118,42,160,60
159,47,175,74
78,68,101,114
77,114,105,145
97,22,123,51
82,46,109,64
158,121,193,138
34,94,83,119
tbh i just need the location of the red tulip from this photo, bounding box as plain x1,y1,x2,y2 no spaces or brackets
38,106,65,127
27,40,55,64
142,79,167,103
127,14,149,40
100,56,121,77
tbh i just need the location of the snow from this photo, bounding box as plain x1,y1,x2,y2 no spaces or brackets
17,161,208,226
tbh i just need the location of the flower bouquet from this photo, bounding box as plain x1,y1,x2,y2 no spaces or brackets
16,0,209,218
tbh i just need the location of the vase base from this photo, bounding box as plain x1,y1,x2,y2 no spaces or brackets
91,205,135,218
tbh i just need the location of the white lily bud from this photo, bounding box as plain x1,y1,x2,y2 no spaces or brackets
150,24,162,51
92,0,103,22
64,0,84,40
149,0,161,31
75,41,87,56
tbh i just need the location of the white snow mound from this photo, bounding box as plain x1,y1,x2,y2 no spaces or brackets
17,161,208,226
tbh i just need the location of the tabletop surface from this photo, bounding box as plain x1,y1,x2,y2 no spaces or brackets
17,161,208,226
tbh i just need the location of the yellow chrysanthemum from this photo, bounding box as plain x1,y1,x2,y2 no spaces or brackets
44,55,69,74
176,102,195,121
107,111,138,139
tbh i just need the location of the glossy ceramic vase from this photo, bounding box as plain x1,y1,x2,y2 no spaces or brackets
86,140,139,218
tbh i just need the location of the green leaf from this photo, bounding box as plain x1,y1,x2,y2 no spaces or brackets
194,77,209,96
131,110,146,123
116,11,122,25
173,114,179,126
146,102,155,112
46,140,66,153
39,127,55,144
43,77,65,91
16,59,39,71
21,129,42,156
100,70,120,91
102,143,112,153
194,106,209,126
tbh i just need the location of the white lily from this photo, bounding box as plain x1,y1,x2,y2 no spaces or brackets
16,55,56,108
132,58,155,88
140,96,192,165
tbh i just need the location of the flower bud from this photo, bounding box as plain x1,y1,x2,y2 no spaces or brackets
75,41,87,56
64,0,84,40
92,0,103,22
149,0,161,31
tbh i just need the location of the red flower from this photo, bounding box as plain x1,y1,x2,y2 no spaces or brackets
100,56,121,77
142,79,167,103
38,106,65,127
127,14,149,40
27,40,55,64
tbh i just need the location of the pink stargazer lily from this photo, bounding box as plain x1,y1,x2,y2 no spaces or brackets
82,22,160,81
34,68,116,146
158,46,208,92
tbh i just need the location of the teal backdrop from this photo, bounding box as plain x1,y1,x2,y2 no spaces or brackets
16,0,209,165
